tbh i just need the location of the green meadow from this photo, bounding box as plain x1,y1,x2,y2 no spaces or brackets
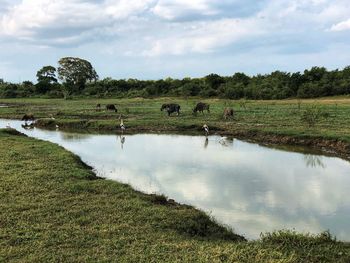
1,97,350,142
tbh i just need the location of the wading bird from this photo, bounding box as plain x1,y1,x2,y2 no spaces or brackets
5,123,11,128
203,124,209,136
120,119,125,133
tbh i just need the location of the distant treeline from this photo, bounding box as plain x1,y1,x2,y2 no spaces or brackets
1,66,350,99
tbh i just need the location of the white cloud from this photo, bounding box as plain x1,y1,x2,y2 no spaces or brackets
0,0,154,39
152,0,217,20
1,0,350,51
330,18,350,31
143,18,265,56
1,0,350,81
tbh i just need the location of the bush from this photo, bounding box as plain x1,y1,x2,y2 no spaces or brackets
300,106,329,127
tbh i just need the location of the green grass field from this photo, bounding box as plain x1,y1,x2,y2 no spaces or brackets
1,97,350,142
1,128,349,262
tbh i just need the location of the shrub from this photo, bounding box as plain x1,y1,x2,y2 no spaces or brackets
300,106,330,126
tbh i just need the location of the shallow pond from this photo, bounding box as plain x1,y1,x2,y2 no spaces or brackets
1,119,350,240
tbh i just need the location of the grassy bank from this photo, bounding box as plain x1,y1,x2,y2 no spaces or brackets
1,97,350,158
0,129,349,262
1,97,350,138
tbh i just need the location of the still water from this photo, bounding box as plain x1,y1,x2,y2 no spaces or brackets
1,119,350,240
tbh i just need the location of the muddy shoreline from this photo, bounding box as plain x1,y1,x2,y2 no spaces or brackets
233,131,350,161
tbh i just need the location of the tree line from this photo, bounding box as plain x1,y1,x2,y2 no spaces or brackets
1,57,350,99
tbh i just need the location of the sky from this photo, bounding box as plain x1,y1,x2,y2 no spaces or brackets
0,0,350,82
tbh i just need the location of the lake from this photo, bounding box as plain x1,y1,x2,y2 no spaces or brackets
1,119,350,240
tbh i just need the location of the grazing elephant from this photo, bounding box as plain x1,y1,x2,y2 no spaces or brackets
193,102,210,114
106,104,117,112
161,103,181,116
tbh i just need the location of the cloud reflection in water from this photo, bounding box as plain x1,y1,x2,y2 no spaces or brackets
1,119,350,240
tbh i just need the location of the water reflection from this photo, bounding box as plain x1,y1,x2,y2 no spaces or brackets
60,133,92,142
204,138,209,149
303,155,326,168
118,135,126,149
219,136,234,147
1,119,350,241
21,123,34,130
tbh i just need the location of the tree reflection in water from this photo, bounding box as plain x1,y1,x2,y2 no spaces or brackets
303,154,326,168
60,133,91,141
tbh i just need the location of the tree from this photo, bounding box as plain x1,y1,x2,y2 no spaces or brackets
36,66,57,84
36,66,58,94
58,57,98,98
231,72,250,86
204,74,225,90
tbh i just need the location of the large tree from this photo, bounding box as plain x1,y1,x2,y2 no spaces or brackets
58,57,98,96
57,57,98,99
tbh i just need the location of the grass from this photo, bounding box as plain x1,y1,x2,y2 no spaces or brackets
0,128,349,262
0,97,350,143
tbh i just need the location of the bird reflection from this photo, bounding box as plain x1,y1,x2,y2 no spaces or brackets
303,154,326,168
118,135,126,149
204,137,209,149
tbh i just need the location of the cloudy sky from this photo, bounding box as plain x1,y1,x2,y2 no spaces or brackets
1,0,350,82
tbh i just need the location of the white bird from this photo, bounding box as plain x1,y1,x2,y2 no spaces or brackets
55,124,59,130
203,124,209,136
6,123,11,128
120,119,125,133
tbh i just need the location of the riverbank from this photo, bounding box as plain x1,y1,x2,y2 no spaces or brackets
0,97,350,158
0,128,349,262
